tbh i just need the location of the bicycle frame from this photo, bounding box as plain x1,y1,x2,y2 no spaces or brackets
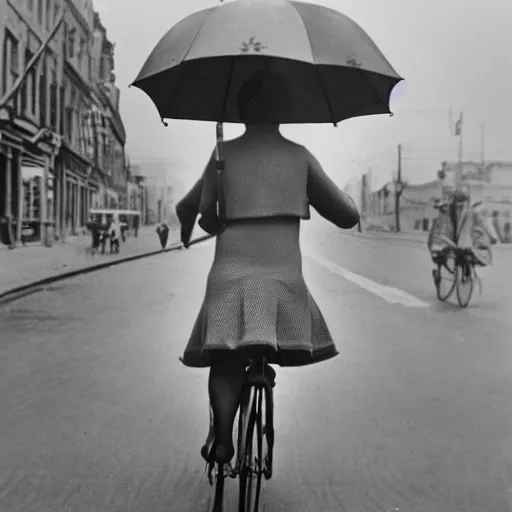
240,358,275,480
434,242,482,306
207,357,275,512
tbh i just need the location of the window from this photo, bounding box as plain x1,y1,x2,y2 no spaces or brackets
67,87,78,146
77,104,85,155
23,49,37,116
78,38,85,71
99,54,105,81
65,105,73,144
2,31,19,109
50,70,57,129
67,30,75,59
37,0,43,24
23,173,42,221
46,0,52,30
39,60,47,127
59,84,65,133
53,2,59,23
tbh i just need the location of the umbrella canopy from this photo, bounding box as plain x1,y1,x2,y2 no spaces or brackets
132,0,403,125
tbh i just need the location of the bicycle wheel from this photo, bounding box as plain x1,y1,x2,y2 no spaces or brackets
238,388,264,512
435,254,456,302
456,263,474,307
210,462,225,512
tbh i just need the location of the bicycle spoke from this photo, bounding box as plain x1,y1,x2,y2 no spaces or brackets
238,387,265,512
436,256,456,302
456,263,474,307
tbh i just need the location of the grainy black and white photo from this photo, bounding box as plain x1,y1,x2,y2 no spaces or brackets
0,0,511,511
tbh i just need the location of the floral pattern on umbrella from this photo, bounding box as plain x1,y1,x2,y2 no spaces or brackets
240,37,268,53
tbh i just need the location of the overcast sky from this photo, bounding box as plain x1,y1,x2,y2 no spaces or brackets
92,0,512,191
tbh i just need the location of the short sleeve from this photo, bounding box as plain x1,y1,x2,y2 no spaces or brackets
306,149,360,229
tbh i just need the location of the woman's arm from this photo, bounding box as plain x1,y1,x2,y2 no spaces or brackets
175,150,219,246
175,177,203,247
474,211,498,244
306,149,360,229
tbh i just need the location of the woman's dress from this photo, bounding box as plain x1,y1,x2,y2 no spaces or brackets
176,132,359,367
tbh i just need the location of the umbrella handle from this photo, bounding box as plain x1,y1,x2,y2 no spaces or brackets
215,123,226,233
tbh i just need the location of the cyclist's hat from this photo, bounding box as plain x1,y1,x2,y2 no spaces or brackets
452,189,468,202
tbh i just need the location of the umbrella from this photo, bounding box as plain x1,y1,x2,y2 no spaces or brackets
131,0,403,126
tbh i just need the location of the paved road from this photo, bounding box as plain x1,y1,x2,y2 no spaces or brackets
1,221,511,512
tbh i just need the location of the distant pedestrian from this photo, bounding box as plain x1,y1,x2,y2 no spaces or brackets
108,218,121,254
133,215,140,238
120,222,127,242
86,216,101,256
156,222,170,249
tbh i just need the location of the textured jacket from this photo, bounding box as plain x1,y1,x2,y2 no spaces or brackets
176,134,359,245
428,203,497,255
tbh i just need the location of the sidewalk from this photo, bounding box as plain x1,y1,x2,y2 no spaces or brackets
0,226,179,296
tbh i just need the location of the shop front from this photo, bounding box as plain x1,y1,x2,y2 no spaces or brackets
1,118,60,247
0,133,22,247
60,147,96,237
63,171,93,236
20,162,44,243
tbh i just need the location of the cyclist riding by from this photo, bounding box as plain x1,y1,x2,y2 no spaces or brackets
428,189,497,283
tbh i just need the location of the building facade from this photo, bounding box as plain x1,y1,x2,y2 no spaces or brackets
0,0,130,247
364,179,442,232
129,161,185,227
353,160,512,240
0,0,65,245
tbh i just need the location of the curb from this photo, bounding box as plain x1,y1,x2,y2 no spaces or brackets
340,230,512,249
339,230,427,245
0,241,186,306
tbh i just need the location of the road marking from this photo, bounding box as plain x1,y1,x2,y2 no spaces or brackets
303,249,429,308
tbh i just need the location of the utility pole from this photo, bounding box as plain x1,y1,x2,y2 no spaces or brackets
360,173,365,218
455,112,463,186
160,173,168,223
480,123,485,164
394,144,404,232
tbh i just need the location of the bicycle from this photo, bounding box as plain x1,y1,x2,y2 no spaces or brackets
432,236,483,308
206,357,275,512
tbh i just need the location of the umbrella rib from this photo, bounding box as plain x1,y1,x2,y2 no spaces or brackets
220,57,236,122
354,67,392,114
289,2,337,126
181,9,217,62
314,67,337,127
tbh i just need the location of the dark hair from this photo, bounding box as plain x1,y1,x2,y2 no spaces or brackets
236,70,290,124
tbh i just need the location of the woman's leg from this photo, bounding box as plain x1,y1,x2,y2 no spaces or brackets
207,353,246,463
